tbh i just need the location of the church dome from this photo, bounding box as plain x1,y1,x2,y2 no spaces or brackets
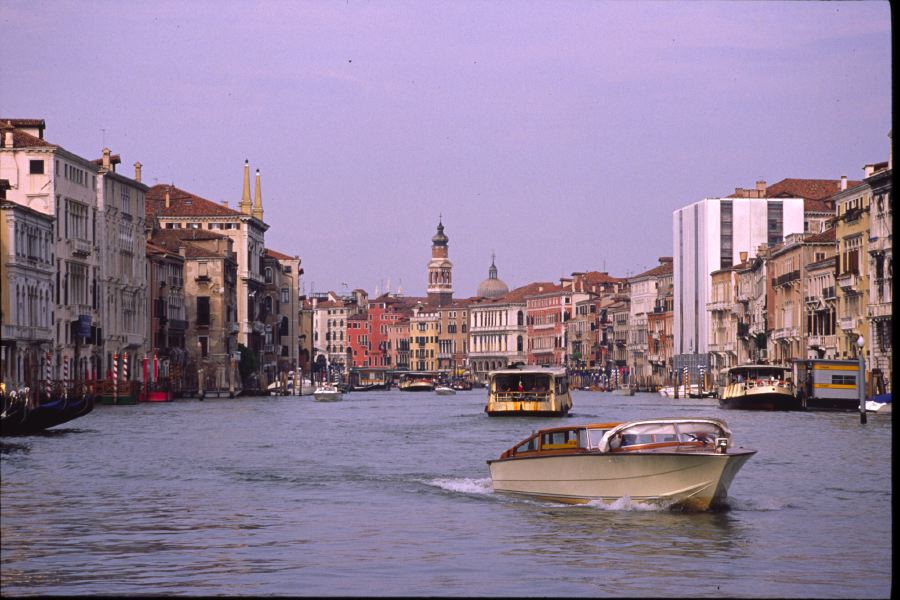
431,220,449,246
477,255,509,299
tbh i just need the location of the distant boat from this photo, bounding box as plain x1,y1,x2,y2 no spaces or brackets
485,365,572,417
398,372,436,392
719,364,801,411
613,386,635,396
435,385,456,396
865,393,892,414
313,382,342,402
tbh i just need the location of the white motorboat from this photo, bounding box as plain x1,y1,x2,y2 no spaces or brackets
865,393,892,414
313,383,342,402
488,417,756,511
484,365,572,417
435,386,456,396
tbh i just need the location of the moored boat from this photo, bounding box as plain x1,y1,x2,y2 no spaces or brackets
435,385,456,396
1,386,96,436
484,365,572,417
718,364,801,411
398,372,436,392
313,382,342,402
488,417,756,511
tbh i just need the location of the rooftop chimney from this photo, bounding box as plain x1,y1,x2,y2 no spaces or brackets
240,160,252,215
756,180,766,193
165,189,170,208
133,161,142,182
739,251,748,263
102,147,111,171
3,130,13,148
221,200,228,208
840,175,848,191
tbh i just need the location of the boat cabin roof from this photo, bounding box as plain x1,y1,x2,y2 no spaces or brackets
488,365,567,377
727,364,789,374
497,417,733,458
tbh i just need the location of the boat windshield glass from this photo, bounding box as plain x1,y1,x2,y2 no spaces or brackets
675,421,726,443
493,373,552,392
616,423,679,446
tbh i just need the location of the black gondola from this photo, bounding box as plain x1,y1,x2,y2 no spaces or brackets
1,388,95,436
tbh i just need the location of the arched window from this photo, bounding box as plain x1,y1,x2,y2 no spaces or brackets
517,335,524,352
517,310,524,326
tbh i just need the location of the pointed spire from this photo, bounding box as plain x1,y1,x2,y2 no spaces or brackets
252,168,264,221
489,253,498,280
240,159,252,215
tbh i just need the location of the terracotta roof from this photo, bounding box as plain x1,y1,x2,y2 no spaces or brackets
576,271,628,285
0,123,56,149
147,184,244,219
766,178,862,201
0,118,45,129
631,261,674,279
151,228,230,244
805,228,836,243
265,248,295,260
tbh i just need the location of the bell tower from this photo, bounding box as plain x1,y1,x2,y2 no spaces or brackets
427,217,453,306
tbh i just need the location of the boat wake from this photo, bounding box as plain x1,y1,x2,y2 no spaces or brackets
426,477,494,496
584,497,673,512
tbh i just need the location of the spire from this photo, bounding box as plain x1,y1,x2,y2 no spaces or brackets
240,159,252,215
489,252,498,280
252,168,264,221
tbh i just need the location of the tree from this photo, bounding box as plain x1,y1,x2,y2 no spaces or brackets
238,344,258,381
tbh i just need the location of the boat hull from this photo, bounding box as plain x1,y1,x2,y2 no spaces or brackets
313,392,342,402
399,383,435,392
1,395,95,436
489,449,755,511
719,381,801,411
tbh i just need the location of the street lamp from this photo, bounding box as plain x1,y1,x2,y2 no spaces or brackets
857,335,866,424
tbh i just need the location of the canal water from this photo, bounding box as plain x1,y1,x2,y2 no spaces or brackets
0,390,892,597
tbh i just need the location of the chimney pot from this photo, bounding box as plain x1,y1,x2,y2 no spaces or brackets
739,251,748,263
840,175,848,190
165,189,171,208
102,147,111,170
3,130,13,148
133,161,142,182
756,180,766,192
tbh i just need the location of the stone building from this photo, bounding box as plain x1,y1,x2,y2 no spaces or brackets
0,198,55,388
1,119,104,381
864,134,892,393
95,148,149,378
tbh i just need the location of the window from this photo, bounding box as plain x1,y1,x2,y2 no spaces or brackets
199,336,209,357
29,160,45,174
197,296,210,326
281,287,289,304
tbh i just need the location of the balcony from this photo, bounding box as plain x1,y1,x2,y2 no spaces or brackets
773,270,801,288
706,300,731,312
807,335,837,350
263,344,275,354
772,327,799,341
838,316,858,332
836,271,859,291
868,302,892,319
68,238,92,257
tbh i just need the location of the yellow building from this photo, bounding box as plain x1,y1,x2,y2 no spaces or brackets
832,179,871,361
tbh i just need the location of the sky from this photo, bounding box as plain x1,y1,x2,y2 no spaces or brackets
1,0,892,298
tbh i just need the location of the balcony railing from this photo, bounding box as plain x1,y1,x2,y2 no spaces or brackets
807,335,837,349
773,270,801,287
836,272,859,291
838,316,857,332
706,300,731,312
68,238,92,257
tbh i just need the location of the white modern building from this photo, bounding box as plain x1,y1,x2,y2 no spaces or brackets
673,188,805,360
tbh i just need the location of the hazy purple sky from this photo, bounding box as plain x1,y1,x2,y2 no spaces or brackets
2,1,891,297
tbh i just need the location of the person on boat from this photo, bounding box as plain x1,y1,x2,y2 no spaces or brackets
517,380,524,391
